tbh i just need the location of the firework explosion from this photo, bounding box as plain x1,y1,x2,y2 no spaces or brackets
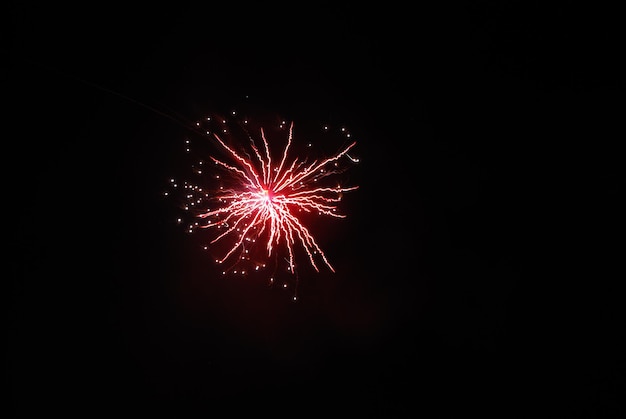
166,113,359,294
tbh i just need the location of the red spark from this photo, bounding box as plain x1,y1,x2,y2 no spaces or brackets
195,120,359,275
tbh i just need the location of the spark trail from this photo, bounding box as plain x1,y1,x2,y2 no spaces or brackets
167,114,359,293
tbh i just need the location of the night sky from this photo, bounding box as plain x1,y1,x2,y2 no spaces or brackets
9,2,624,417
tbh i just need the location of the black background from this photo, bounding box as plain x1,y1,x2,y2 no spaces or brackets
9,2,624,417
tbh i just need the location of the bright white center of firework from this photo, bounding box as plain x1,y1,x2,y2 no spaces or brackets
261,188,274,203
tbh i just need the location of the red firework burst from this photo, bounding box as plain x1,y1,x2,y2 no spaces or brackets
167,114,359,286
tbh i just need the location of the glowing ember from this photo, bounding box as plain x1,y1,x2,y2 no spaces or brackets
168,115,359,285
